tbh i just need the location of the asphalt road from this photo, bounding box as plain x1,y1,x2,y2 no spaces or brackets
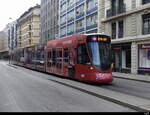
0,61,135,112
9,61,150,101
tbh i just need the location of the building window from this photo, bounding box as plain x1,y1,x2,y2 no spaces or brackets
111,20,124,39
112,22,116,39
67,23,74,33
76,4,84,16
60,2,67,12
29,25,32,30
142,0,150,4
86,0,98,11
60,15,66,24
67,10,74,21
76,19,84,30
118,21,124,38
86,13,97,27
107,0,125,17
67,0,74,7
60,27,66,36
29,32,32,38
143,13,150,35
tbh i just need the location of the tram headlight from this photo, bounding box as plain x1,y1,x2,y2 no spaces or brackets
90,67,94,70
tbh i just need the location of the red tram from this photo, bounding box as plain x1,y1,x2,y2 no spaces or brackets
10,33,113,83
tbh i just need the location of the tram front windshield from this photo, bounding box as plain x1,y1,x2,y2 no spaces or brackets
87,35,112,71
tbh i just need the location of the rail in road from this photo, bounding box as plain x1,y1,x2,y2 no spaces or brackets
7,63,150,112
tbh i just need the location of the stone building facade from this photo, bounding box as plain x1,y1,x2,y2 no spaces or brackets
17,4,41,48
100,0,150,75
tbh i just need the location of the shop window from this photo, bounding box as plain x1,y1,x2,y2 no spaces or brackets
139,47,150,68
143,13,150,35
77,44,90,64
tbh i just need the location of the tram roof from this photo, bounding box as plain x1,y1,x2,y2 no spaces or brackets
84,33,107,36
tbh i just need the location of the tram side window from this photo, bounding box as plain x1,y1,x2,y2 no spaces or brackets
47,51,51,67
77,44,90,65
56,50,62,69
52,50,56,65
64,49,69,62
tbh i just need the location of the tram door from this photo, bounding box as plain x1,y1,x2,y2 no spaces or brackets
68,48,76,79
75,44,91,80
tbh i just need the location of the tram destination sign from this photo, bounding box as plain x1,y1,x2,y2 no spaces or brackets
89,36,110,42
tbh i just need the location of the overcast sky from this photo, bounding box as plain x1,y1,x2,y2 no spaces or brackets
0,0,40,31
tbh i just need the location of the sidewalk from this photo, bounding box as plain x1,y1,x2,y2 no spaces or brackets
113,72,150,83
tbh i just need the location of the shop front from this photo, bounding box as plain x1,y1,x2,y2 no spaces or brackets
138,44,150,75
112,43,131,73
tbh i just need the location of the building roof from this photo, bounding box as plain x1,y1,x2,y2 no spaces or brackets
18,4,40,21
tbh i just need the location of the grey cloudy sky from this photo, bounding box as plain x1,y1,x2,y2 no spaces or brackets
0,0,40,31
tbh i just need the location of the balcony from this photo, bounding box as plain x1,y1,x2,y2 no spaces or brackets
76,13,85,20
60,22,66,27
106,4,126,18
86,7,98,15
67,18,74,23
76,28,84,33
86,24,97,30
67,31,74,36
60,34,66,38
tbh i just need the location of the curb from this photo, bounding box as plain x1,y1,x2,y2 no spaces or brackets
113,76,150,83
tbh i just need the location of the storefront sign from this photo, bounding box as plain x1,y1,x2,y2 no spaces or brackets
148,50,150,60
112,48,121,50
140,44,150,49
